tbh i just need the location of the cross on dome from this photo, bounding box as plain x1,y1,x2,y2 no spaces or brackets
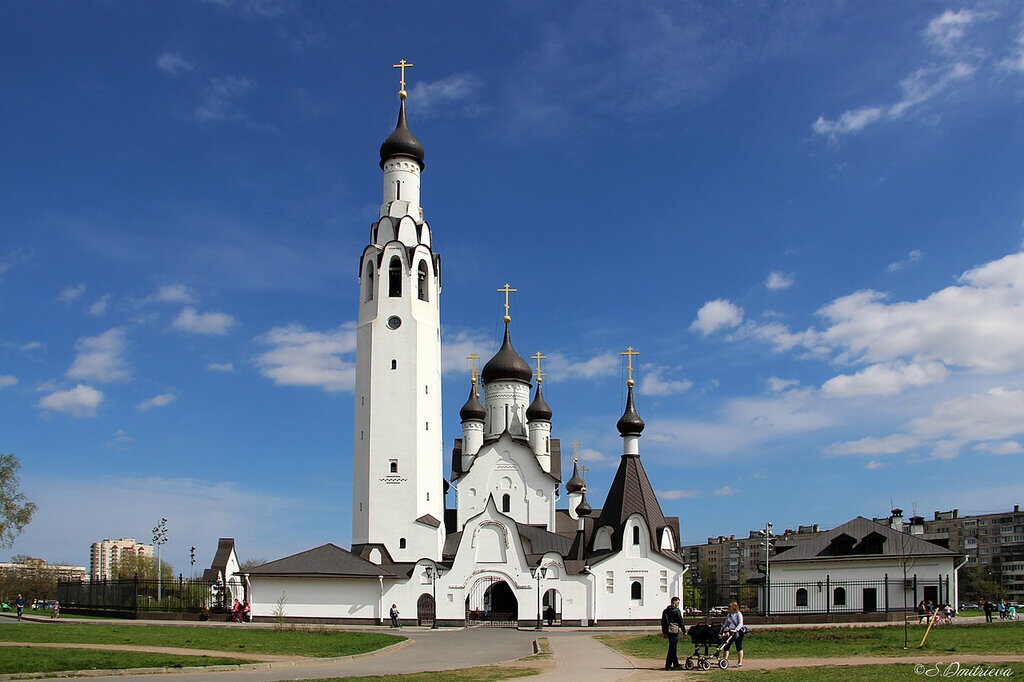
392,59,414,100
497,283,516,324
531,351,547,384
621,346,639,387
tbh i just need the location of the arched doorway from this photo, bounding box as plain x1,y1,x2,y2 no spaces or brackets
417,593,435,626
465,576,519,627
543,588,561,626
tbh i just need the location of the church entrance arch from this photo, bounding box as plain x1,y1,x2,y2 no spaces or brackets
465,576,519,627
543,588,561,626
417,593,435,626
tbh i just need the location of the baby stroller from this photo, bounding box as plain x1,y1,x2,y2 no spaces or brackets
685,622,731,670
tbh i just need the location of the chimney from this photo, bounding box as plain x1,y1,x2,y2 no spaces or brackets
890,508,904,531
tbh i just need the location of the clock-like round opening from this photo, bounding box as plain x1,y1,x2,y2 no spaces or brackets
387,316,402,330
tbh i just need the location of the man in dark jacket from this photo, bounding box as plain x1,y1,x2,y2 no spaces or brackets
661,596,685,670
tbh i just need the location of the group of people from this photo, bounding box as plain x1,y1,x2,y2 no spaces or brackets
661,598,746,670
231,599,251,623
980,598,1017,622
5,595,58,620
917,599,955,624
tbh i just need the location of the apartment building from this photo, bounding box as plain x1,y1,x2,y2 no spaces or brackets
89,538,154,580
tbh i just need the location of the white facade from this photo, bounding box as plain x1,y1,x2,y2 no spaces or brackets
90,538,153,580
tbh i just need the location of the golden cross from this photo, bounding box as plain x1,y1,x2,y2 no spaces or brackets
621,346,639,387
497,283,516,323
571,440,580,460
466,353,481,380
531,351,547,384
580,464,590,485
393,59,414,99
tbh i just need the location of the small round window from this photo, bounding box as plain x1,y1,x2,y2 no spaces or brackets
387,316,402,330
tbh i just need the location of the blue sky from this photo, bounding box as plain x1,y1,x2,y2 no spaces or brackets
3,1,1024,571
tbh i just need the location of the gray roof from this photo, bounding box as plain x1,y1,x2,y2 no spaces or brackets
772,517,957,563
245,543,399,578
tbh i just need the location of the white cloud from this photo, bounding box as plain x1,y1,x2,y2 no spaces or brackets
156,52,194,76
714,486,736,497
173,306,236,335
887,249,923,272
767,377,800,393
638,366,693,397
1001,27,1024,73
865,460,886,470
106,429,135,449
136,393,176,412
254,323,357,392
813,8,988,141
546,351,618,381
206,362,236,373
36,384,104,418
658,489,702,500
409,74,484,118
66,328,130,383
58,284,85,304
195,76,253,122
766,271,794,291
439,329,493,378
0,375,18,388
821,361,949,399
89,294,110,316
973,441,1024,455
690,299,744,336
149,284,194,304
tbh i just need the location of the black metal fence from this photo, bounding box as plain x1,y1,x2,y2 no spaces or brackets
57,576,217,614
684,574,952,617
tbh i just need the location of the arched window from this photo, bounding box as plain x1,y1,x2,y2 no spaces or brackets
364,263,374,302
631,581,642,600
796,588,808,607
391,359,397,370
390,460,398,474
833,587,846,606
417,261,429,301
501,494,511,513
389,257,402,297
632,526,641,545
399,538,407,549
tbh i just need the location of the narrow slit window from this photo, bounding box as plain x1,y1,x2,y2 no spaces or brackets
364,263,375,302
632,526,641,545
391,359,397,370
399,538,406,549
417,261,429,301
389,257,402,297
501,494,511,513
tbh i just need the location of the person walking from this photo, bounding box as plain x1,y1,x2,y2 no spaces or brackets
983,599,995,623
389,603,400,628
721,601,746,668
14,594,25,621
660,596,685,670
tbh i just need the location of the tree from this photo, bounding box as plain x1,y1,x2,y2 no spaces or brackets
239,557,268,571
0,454,37,548
115,553,174,582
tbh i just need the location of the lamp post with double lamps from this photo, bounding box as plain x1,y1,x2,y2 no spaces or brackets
152,517,168,603
424,564,441,629
532,565,548,630
759,521,774,617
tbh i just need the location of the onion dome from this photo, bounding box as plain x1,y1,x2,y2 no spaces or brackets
616,383,645,436
481,323,533,384
565,459,584,493
459,380,485,422
379,99,425,169
575,489,593,517
526,382,552,421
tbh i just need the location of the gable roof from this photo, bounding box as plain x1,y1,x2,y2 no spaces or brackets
245,543,399,578
772,517,958,562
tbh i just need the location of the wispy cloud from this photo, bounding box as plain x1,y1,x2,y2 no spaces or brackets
106,429,135,449
714,486,737,497
206,362,236,373
766,271,794,291
0,375,18,388
546,351,618,381
821,361,949,399
136,392,176,412
639,365,693,397
658,489,702,500
147,284,194,305
254,323,357,392
195,76,254,122
37,384,104,418
409,75,484,118
156,52,194,77
204,0,294,19
89,294,110,316
58,284,85,304
66,328,130,383
173,307,236,335
887,249,923,273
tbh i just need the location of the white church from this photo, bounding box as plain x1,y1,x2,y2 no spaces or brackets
245,70,687,626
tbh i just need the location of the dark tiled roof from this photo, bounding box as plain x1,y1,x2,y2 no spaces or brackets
772,517,958,562
210,538,235,572
519,524,575,556
591,452,673,558
246,543,398,578
416,514,441,528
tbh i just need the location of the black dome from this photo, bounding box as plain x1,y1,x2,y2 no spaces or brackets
575,491,593,517
459,381,485,422
526,382,552,421
481,324,533,384
379,99,425,169
616,384,645,436
565,460,584,493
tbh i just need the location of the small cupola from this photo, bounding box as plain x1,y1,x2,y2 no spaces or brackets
459,379,485,422
616,382,645,437
481,323,533,385
526,382,552,421
379,98,425,170
575,488,593,517
565,459,584,494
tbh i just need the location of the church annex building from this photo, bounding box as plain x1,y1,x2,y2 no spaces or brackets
244,72,686,626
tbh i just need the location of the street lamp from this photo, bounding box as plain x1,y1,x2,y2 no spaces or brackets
190,546,196,581
424,564,441,629
531,564,548,630
759,522,774,617
152,517,168,602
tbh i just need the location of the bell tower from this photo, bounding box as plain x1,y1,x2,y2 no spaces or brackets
352,61,444,562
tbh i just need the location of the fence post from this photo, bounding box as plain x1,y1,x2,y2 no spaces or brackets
134,573,139,613
179,574,184,612
884,573,889,613
826,575,830,615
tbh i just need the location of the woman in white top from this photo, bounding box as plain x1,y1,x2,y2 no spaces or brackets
721,601,745,667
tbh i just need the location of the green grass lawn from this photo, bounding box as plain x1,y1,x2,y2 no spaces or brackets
599,622,1024,660
305,668,539,682
0,622,402,658
647,663,1024,681
0,646,258,674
